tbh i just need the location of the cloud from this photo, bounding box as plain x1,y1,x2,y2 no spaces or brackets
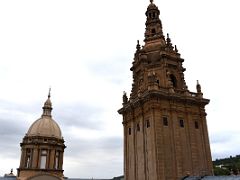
64,136,123,179
210,130,240,160
55,103,105,130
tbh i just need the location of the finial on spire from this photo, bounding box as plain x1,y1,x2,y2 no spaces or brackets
166,33,171,43
123,91,128,105
166,33,174,50
136,40,141,51
196,80,202,93
174,45,178,53
48,87,51,98
150,0,153,3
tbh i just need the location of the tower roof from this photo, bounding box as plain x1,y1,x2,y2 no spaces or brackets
26,91,62,139
144,0,165,48
147,0,159,11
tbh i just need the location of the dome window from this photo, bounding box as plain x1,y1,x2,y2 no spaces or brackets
40,149,47,169
55,151,60,169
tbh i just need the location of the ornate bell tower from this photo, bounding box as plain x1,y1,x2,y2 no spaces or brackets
118,1,213,180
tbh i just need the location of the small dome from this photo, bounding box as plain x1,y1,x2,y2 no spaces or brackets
147,2,158,11
27,116,62,139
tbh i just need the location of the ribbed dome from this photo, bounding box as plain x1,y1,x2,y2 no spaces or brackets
27,116,62,139
26,91,62,139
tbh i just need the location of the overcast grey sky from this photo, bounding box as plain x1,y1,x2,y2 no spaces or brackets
0,0,240,178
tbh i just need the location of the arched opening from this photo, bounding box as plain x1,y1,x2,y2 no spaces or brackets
153,12,156,18
151,28,156,35
170,74,177,88
149,13,152,18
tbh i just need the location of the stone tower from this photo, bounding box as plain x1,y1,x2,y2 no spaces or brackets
17,91,66,180
118,1,213,179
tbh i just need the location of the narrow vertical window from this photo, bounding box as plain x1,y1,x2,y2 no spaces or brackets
25,149,32,168
195,121,199,129
137,123,140,131
40,150,47,169
55,151,59,169
179,119,184,128
146,120,150,128
128,128,131,135
163,117,168,126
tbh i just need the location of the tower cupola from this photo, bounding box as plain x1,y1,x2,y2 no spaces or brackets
42,89,52,117
144,0,165,46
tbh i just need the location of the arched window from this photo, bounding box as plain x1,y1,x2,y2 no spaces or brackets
170,74,177,88
153,12,156,18
40,149,47,169
149,13,152,18
55,151,60,169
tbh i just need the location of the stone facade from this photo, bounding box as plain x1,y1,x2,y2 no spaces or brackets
118,1,213,180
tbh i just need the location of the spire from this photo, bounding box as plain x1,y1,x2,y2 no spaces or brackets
196,80,202,93
174,45,178,53
166,33,174,50
136,40,141,51
42,88,52,117
122,91,128,105
144,0,165,45
48,87,51,98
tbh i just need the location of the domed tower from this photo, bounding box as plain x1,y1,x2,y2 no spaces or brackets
17,92,66,180
118,0,213,180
